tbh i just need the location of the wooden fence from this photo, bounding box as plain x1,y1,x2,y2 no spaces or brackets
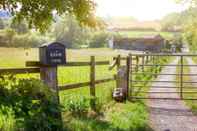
0,54,156,125
0,55,155,98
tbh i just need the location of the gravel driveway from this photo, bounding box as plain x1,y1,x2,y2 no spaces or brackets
148,57,197,131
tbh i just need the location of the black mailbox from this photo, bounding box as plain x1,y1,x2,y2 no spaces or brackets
39,42,66,66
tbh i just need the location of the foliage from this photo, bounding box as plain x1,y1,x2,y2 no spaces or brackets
0,18,5,29
54,15,107,48
0,107,16,131
65,96,89,116
54,15,92,48
89,32,109,48
0,75,62,131
0,0,99,32
172,1,197,51
0,29,51,47
161,12,183,32
10,20,28,34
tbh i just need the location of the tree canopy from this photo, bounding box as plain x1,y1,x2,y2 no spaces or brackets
0,0,98,32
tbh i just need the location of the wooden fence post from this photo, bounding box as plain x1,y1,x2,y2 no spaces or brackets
117,55,121,70
126,55,131,98
90,56,96,110
40,66,63,130
136,56,139,72
146,55,149,63
129,54,133,99
142,56,145,72
116,66,128,100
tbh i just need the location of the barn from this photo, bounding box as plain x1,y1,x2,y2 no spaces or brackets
111,35,165,53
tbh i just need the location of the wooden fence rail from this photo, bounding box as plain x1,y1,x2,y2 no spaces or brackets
0,68,40,74
0,54,154,109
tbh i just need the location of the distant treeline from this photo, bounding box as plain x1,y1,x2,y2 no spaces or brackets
111,27,182,32
111,27,156,32
0,15,110,48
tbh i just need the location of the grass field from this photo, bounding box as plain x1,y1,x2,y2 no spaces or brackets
0,47,152,131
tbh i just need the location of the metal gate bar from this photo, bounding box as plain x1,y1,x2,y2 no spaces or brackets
128,53,197,101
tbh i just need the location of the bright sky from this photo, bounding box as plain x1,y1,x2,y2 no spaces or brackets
95,0,188,21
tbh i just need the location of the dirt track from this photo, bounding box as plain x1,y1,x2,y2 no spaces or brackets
148,58,197,131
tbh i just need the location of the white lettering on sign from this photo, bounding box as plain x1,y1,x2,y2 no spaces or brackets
50,52,62,57
51,59,62,63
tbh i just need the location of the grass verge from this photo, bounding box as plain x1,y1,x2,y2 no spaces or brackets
176,59,197,115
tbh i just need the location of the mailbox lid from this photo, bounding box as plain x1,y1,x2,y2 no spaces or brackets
39,42,66,65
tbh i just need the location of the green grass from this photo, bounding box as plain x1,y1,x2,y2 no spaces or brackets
117,31,174,39
0,47,171,131
0,47,152,131
63,101,151,131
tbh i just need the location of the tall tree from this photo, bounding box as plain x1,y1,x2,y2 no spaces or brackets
175,0,197,50
10,20,28,34
0,0,98,32
0,18,4,29
53,15,92,48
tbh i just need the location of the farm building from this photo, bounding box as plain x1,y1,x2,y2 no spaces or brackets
110,35,166,52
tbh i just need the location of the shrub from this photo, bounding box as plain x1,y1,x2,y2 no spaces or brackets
0,75,62,131
11,33,50,48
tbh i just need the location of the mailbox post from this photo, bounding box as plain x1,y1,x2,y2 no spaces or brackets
39,42,66,130
39,42,66,91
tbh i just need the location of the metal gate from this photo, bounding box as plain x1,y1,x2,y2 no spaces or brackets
127,54,197,101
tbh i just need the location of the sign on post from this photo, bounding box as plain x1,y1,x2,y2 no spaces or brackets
39,42,66,66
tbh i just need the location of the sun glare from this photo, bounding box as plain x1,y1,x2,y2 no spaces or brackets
95,0,188,20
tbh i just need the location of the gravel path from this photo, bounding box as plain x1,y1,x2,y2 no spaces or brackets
148,58,197,131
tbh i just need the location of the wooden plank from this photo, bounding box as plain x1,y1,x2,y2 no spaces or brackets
95,78,115,84
59,78,115,91
0,68,40,74
59,81,90,91
26,61,109,67
119,57,137,60
109,60,117,70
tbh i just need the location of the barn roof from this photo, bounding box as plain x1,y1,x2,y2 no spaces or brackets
114,34,164,44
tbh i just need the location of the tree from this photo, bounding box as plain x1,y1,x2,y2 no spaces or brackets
0,0,98,32
53,15,92,48
175,0,197,51
0,18,4,29
10,20,28,34
161,13,182,31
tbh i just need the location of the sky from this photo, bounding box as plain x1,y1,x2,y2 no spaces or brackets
95,0,188,21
